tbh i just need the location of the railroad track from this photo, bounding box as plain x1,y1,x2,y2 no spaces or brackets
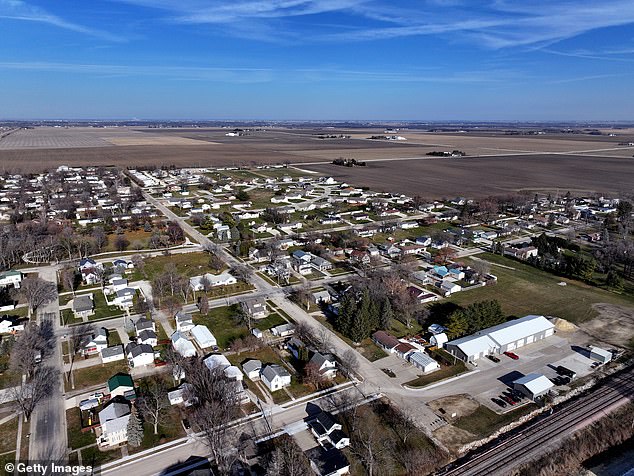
439,368,634,476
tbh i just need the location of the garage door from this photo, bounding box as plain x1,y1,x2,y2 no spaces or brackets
526,335,534,344
506,342,516,351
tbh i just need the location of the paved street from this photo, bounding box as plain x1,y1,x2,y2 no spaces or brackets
29,266,68,462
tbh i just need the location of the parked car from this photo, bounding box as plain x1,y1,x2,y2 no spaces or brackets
89,392,104,400
487,355,500,363
503,351,519,360
591,361,601,369
492,398,507,408
502,395,516,405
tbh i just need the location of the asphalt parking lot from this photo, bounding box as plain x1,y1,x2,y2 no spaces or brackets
421,332,598,412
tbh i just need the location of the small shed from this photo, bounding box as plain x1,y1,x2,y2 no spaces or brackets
430,332,448,348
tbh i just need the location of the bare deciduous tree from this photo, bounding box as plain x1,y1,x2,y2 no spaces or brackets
182,359,241,473
12,365,59,421
137,376,170,435
339,348,359,379
20,277,57,317
264,434,312,476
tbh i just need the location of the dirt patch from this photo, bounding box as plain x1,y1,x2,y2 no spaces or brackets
428,394,480,422
552,317,580,332
433,425,476,455
580,304,634,348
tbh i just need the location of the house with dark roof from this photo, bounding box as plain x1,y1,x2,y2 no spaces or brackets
306,447,350,476
308,352,337,379
73,294,95,319
260,364,291,391
125,342,154,367
101,345,124,363
372,331,400,353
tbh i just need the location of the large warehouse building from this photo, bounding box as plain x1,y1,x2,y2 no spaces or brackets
445,315,555,362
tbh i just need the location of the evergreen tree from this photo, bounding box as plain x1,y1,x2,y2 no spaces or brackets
606,269,624,292
446,310,468,338
336,292,357,337
379,297,393,330
127,405,144,448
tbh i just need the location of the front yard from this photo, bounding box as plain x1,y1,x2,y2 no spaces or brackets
192,305,248,349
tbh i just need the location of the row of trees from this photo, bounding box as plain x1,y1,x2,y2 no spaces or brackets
444,300,505,338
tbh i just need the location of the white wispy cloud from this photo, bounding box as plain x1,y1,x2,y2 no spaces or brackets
0,60,517,84
0,0,123,41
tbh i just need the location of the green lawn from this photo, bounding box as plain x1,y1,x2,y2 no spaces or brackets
449,253,634,323
0,354,18,389
192,305,249,349
67,361,128,392
404,361,468,388
453,403,536,439
107,329,122,346
88,292,125,320
66,408,96,450
128,407,185,454
0,416,18,454
139,252,222,280
254,312,287,330
61,309,84,326
81,446,119,466
156,322,169,341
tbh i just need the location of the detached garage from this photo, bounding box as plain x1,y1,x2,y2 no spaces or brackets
513,373,554,400
191,325,217,349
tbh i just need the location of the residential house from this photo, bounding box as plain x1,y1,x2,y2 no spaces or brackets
241,298,268,319
0,316,25,334
430,332,448,347
310,411,350,450
0,270,22,289
175,311,195,332
125,342,155,367
372,331,400,353
271,323,296,337
97,399,131,448
407,286,439,304
135,317,156,334
306,447,350,476
415,236,432,247
101,345,125,364
83,327,108,355
287,337,306,360
312,290,332,304
113,287,136,309
440,280,462,296
73,294,95,319
171,331,197,357
167,383,195,406
242,359,262,381
137,329,158,347
308,352,337,379
260,364,291,391
189,272,237,290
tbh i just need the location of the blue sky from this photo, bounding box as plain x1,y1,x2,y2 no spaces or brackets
1,0,633,120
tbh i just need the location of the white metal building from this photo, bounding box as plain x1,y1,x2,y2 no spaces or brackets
408,351,440,373
513,373,554,400
589,346,612,364
445,315,555,362
190,325,217,349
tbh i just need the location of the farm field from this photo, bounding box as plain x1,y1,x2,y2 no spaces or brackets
300,153,634,198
